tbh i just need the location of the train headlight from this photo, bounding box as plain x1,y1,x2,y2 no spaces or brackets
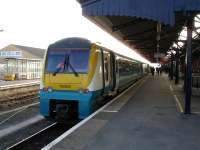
47,87,53,92
78,88,89,93
43,86,53,92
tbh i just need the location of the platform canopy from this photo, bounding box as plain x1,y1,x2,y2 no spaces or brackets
77,0,200,61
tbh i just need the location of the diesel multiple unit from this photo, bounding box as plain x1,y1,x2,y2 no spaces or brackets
40,37,148,121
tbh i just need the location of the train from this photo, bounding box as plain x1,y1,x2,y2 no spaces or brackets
40,37,149,121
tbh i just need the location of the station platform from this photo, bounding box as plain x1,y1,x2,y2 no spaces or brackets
0,79,40,89
44,75,200,150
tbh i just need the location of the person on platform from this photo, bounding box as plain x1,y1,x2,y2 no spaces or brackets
151,67,155,76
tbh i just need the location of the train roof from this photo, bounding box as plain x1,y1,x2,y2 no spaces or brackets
94,43,143,64
48,37,145,64
48,37,91,49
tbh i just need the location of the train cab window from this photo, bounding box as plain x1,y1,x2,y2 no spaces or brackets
46,49,90,73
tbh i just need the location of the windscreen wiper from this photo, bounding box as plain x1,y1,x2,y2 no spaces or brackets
53,65,63,76
53,53,79,77
64,53,79,77
53,54,68,76
68,61,79,77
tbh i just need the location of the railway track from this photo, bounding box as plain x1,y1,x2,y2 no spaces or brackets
0,82,39,108
0,102,39,116
6,121,79,150
0,95,39,107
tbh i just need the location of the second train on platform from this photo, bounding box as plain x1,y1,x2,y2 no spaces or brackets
40,37,148,121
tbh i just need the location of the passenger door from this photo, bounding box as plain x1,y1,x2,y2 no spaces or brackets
115,57,120,91
103,51,111,91
109,52,116,91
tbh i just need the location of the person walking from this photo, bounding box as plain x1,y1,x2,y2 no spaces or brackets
151,67,155,76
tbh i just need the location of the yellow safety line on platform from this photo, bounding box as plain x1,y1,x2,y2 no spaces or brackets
169,85,173,91
193,112,200,114
169,83,184,113
173,94,184,113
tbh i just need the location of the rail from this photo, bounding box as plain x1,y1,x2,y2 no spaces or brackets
0,81,40,105
6,122,57,150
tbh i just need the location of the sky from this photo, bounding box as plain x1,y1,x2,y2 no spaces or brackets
0,0,151,64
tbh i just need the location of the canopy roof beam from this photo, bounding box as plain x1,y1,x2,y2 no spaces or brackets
123,27,156,39
112,19,146,32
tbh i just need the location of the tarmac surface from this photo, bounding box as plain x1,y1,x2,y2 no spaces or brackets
48,75,200,150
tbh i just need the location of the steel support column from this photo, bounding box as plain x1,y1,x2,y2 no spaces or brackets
175,49,180,84
184,14,193,114
170,54,174,80
156,23,161,63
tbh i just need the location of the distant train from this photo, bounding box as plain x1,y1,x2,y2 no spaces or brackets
40,37,149,121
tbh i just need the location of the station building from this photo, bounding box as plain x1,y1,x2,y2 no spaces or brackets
0,44,45,80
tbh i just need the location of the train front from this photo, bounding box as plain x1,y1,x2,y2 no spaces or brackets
40,38,96,121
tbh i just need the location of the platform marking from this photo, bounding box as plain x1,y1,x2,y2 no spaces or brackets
193,112,200,114
41,77,147,150
173,94,184,113
0,102,39,116
169,85,173,91
101,110,118,113
169,83,184,113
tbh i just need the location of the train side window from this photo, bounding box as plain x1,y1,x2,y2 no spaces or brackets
115,60,118,73
104,57,109,81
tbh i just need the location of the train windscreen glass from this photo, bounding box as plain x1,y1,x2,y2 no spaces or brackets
46,49,90,74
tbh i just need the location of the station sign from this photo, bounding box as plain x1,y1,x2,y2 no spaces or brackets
0,51,22,58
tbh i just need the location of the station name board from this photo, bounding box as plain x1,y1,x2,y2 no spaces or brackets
0,51,22,58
